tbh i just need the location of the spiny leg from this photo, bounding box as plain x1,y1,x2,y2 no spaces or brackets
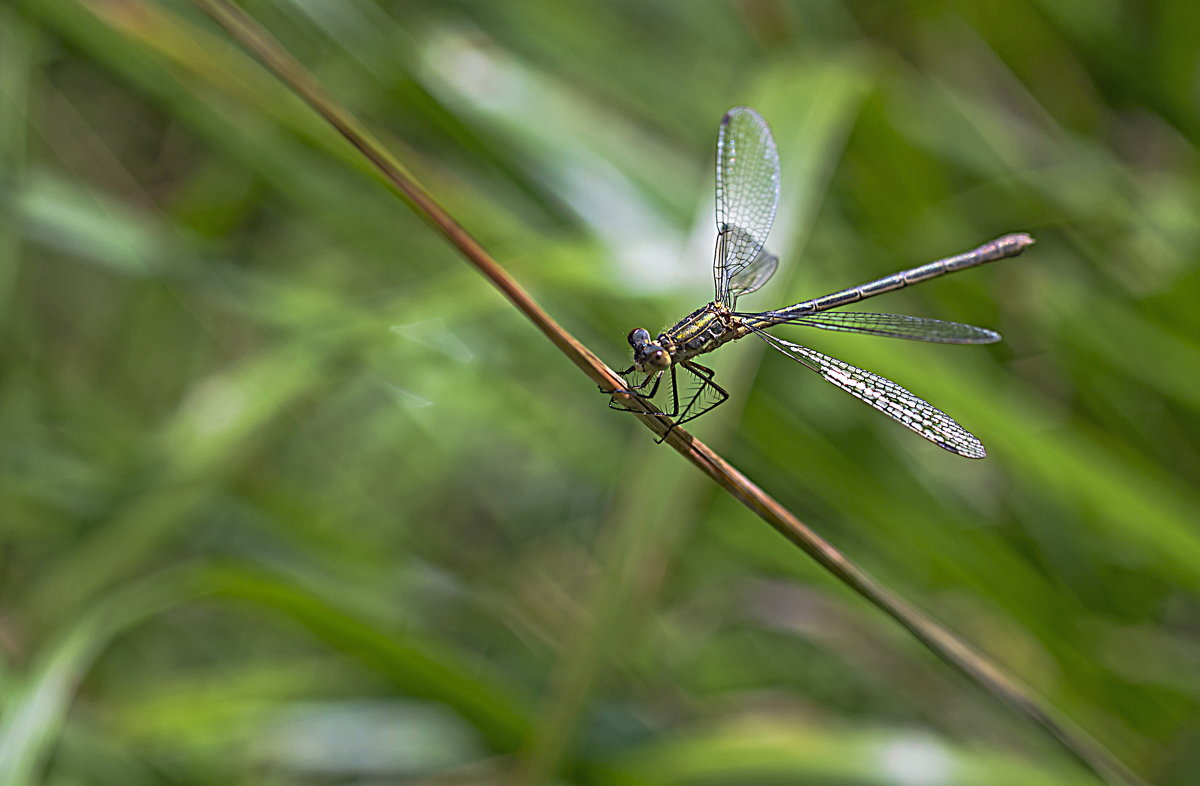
655,362,729,442
607,366,666,413
608,363,726,442
675,361,729,425
653,365,685,443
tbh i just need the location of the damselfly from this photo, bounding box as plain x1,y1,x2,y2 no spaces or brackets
609,107,1034,458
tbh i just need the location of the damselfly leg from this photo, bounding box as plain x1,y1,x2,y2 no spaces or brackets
608,362,729,441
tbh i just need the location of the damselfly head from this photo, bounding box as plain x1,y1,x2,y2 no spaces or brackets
628,328,672,371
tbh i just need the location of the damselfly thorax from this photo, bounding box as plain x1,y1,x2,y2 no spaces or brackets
628,302,753,372
609,107,1034,458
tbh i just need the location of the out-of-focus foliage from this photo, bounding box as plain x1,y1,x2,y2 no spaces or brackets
1,1,1197,784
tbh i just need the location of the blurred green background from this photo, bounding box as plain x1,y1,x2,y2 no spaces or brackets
2,0,1198,784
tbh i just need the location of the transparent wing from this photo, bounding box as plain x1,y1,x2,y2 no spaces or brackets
727,245,780,303
755,312,1001,344
753,329,986,458
715,107,780,307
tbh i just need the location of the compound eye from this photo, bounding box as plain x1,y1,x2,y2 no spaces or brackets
627,328,651,347
647,349,671,369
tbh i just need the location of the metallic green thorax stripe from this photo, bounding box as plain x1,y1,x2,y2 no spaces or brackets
660,304,747,362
